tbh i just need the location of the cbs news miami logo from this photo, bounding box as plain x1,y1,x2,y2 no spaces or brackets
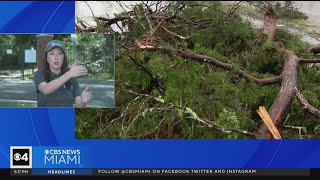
10,146,32,168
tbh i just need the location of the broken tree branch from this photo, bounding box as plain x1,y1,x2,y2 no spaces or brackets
257,50,299,139
96,16,130,26
150,19,165,37
140,46,283,86
299,58,320,63
162,26,189,40
257,106,281,139
283,125,307,139
131,47,319,139
127,90,258,138
295,88,320,118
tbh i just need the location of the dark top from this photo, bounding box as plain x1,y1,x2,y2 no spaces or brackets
33,70,81,107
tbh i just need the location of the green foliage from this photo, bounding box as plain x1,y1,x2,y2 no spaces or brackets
274,28,309,54
116,54,151,92
275,2,309,21
76,1,319,139
241,41,284,74
76,108,104,139
77,34,115,78
177,1,222,20
96,73,113,80
211,19,256,57
0,34,36,70
95,19,108,33
216,108,241,139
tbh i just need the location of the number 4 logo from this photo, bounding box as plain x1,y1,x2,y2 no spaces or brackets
13,152,28,161
21,153,29,161
10,146,32,169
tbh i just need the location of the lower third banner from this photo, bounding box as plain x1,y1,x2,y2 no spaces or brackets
8,168,315,176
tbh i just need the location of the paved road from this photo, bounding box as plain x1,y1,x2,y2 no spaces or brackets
0,77,114,108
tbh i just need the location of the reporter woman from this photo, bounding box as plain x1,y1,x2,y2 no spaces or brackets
33,40,93,107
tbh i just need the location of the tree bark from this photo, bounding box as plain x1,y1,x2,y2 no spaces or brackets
309,44,320,54
263,8,279,40
36,34,53,71
257,50,299,139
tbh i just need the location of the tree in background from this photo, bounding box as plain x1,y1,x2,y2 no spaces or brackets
247,1,308,40
0,34,36,72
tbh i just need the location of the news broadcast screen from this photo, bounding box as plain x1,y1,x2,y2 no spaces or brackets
1,1,320,176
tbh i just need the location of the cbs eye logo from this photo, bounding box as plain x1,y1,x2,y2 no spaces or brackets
10,146,32,168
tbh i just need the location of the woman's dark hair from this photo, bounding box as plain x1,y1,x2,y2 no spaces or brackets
44,52,71,89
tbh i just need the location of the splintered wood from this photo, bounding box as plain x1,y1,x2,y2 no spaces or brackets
134,19,165,49
134,39,154,49
257,106,282,139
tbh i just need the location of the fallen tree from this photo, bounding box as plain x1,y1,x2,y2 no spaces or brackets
76,1,320,139
133,46,320,139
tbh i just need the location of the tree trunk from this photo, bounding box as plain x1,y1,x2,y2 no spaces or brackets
36,34,54,71
262,8,279,40
257,50,299,139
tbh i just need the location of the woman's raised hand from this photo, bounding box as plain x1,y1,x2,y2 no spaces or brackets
68,60,88,78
